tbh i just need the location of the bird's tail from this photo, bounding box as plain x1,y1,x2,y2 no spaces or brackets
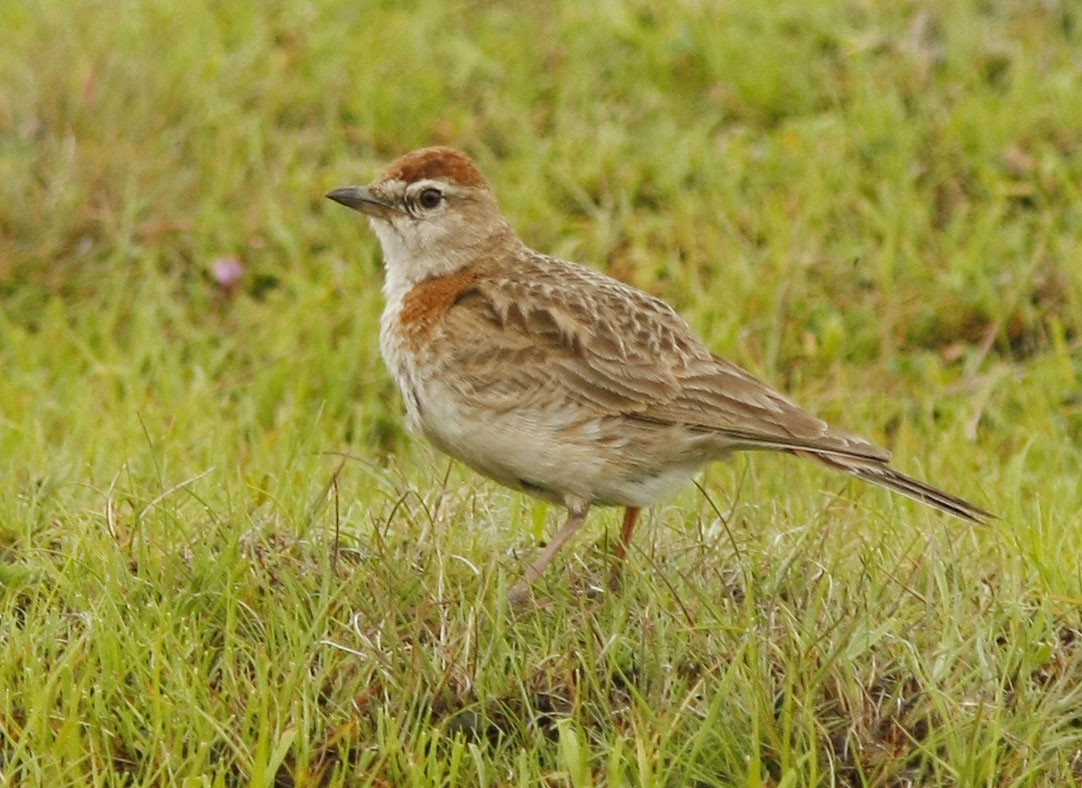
797,450,993,524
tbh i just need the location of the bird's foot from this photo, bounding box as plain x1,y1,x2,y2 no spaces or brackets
508,580,540,614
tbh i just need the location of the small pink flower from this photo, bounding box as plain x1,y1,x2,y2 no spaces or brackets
211,257,245,289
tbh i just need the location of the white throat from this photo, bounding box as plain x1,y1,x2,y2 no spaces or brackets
368,217,471,305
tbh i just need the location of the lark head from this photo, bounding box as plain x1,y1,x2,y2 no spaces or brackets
327,147,515,288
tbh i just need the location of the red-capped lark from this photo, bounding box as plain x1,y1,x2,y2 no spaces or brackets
327,146,991,606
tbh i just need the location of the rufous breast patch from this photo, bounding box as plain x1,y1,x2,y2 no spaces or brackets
399,267,480,349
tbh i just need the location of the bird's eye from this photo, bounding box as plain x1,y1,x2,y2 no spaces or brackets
418,188,443,210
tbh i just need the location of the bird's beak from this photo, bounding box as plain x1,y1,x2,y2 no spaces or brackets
325,186,398,218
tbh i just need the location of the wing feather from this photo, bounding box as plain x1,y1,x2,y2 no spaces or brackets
422,255,889,463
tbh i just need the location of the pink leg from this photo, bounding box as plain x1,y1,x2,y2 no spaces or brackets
509,500,591,606
614,506,641,561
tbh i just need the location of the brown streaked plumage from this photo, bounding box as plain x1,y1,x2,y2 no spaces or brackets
326,146,993,605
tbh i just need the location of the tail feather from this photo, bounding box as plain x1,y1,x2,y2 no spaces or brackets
798,451,993,524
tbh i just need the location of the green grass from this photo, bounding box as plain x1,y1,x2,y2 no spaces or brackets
2,0,1081,784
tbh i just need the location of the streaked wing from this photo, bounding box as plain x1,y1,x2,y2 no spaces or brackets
431,256,889,463
426,257,681,414
640,354,891,462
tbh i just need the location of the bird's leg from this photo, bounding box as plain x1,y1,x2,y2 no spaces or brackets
509,499,590,607
613,506,641,561
605,506,641,593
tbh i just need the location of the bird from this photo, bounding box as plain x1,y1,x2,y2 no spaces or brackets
326,146,992,604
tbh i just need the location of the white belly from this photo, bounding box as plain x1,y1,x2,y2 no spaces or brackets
404,375,701,508
379,301,704,508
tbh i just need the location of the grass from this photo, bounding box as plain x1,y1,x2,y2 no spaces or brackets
2,0,1081,784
